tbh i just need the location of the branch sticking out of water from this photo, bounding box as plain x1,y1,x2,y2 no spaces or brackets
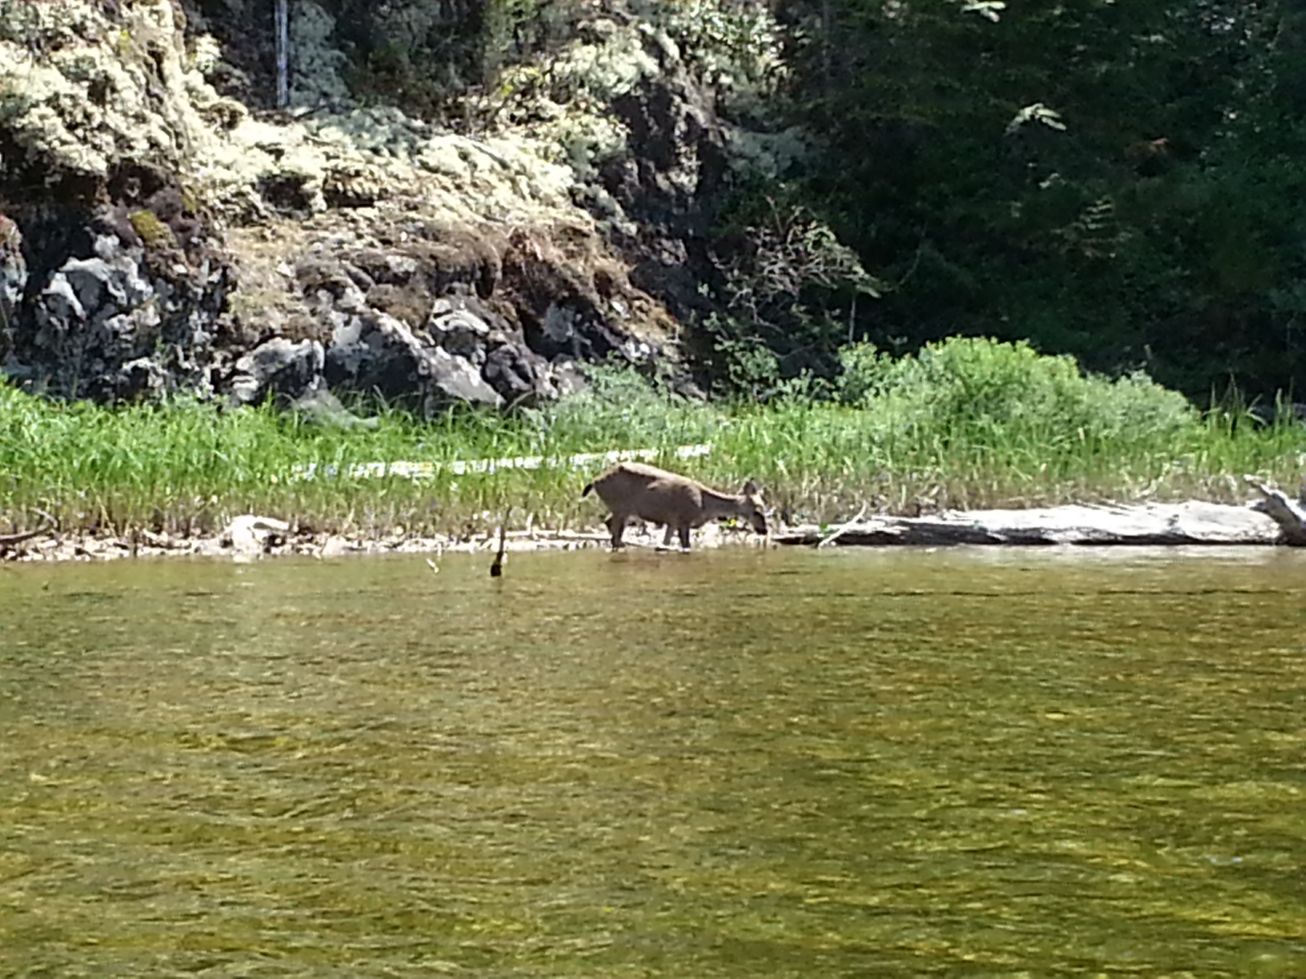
1244,476,1306,545
490,507,510,577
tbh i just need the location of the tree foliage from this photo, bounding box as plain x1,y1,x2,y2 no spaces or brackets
773,0,1306,400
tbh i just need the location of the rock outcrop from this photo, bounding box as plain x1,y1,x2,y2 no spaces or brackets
0,0,783,411
4,169,233,401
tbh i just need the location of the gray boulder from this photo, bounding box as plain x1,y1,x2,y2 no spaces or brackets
229,337,325,406
289,384,379,430
484,341,558,408
0,215,26,358
325,310,503,412
429,297,497,364
8,229,231,402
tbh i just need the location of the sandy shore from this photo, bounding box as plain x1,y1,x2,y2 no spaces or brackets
0,520,760,563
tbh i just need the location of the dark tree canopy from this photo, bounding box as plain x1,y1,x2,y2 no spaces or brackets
766,0,1306,400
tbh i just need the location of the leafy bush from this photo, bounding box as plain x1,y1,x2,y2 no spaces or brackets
838,337,1197,448
647,0,787,94
695,189,880,394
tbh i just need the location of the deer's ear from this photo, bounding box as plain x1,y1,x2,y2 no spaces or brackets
742,479,761,497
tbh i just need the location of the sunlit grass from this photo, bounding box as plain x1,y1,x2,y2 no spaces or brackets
0,378,717,537
1,350,1302,537
700,398,1303,523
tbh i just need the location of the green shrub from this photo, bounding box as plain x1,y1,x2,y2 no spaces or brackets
838,337,1197,448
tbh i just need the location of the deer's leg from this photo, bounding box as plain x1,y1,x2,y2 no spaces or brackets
661,524,675,547
607,512,627,549
677,525,691,551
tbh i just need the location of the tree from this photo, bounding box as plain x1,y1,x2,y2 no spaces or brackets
772,0,1306,400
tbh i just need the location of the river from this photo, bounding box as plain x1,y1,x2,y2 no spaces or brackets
2,547,1303,976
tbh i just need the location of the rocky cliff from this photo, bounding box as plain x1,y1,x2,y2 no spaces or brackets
0,0,779,416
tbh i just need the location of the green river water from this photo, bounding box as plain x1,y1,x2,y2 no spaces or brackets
1,547,1303,977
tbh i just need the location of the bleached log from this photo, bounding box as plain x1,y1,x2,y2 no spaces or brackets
288,443,713,483
774,499,1290,548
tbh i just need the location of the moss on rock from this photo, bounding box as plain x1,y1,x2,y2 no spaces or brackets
128,208,175,249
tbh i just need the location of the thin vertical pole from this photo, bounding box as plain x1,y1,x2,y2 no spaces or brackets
275,0,289,108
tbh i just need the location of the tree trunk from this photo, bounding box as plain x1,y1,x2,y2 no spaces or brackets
275,0,289,108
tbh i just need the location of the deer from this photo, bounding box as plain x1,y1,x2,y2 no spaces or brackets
581,462,768,551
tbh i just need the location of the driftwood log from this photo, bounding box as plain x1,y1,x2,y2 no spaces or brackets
1244,476,1306,545
0,510,56,550
775,489,1306,548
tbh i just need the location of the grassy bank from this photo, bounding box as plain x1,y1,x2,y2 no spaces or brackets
1,341,1302,539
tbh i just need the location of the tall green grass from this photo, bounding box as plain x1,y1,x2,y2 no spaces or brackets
0,371,720,537
699,339,1306,520
1,339,1301,537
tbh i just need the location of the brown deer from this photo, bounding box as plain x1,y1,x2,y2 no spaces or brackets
581,462,767,551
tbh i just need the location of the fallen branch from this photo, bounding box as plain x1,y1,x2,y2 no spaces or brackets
616,538,682,552
290,443,714,483
816,502,869,548
0,509,57,548
532,530,617,543
1243,476,1306,545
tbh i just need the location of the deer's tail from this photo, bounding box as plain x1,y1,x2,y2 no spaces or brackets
581,481,594,498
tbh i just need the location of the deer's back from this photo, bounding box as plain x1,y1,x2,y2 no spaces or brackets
590,463,705,525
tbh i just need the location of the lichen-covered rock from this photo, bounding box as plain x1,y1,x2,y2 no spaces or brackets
280,212,654,410
0,0,214,182
0,214,25,358
0,1,237,401
0,0,738,412
485,14,758,322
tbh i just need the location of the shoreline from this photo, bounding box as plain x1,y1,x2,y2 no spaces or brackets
3,491,1302,563
0,521,764,564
